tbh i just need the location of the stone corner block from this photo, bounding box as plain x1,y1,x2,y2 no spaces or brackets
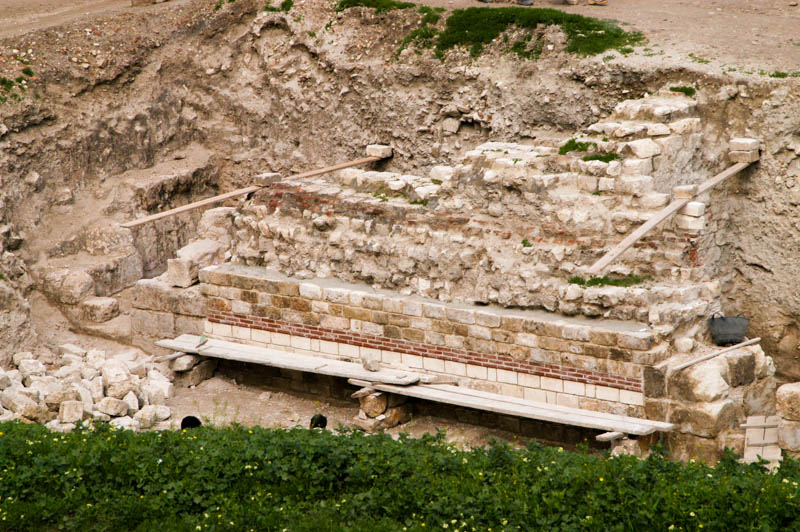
729,138,760,152
729,150,759,164
366,144,393,158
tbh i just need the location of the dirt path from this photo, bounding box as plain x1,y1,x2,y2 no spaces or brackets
2,0,799,70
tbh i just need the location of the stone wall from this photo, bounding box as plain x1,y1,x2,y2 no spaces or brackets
198,264,663,416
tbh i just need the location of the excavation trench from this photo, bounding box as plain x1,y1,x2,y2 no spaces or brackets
2,0,800,458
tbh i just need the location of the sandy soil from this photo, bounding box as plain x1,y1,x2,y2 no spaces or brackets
2,0,799,70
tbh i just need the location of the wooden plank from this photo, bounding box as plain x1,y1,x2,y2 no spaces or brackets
673,337,761,371
156,335,419,385
365,382,673,435
121,155,382,229
587,162,750,275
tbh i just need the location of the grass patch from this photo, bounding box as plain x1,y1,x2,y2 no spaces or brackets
568,274,648,287
215,0,235,10
418,5,444,25
434,7,642,59
0,77,14,91
559,138,597,155
770,71,789,79
582,152,620,163
521,238,532,247
688,52,710,64
336,0,415,13
409,199,428,206
399,25,439,51
669,85,696,97
21,67,34,77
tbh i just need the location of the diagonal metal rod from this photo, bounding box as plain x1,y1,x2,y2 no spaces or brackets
120,155,383,229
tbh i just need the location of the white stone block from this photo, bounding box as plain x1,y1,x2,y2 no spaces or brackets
254,172,282,186
730,150,759,163
422,357,445,373
500,383,524,399
19,359,46,378
524,387,548,403
640,193,670,209
619,390,644,406
563,380,586,396
366,144,393,158
402,353,423,369
466,364,488,380
320,340,339,355
518,373,540,388
596,386,620,402
299,283,322,300
59,344,87,357
621,158,653,176
620,138,661,158
339,343,359,359
729,138,760,151
444,361,467,376
541,377,564,392
679,201,706,217
271,332,291,346
556,393,581,408
97,397,129,417
598,177,615,192
122,391,140,414
109,416,140,431
497,369,518,385
646,123,671,136
674,214,705,231
381,350,403,365
251,329,270,344
618,175,653,197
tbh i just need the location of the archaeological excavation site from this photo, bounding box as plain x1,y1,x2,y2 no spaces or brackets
2,0,800,467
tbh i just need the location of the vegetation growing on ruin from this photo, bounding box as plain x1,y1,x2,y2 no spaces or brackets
1,421,800,530
335,0,415,14
669,86,696,97
559,138,597,155
582,152,620,163
569,274,647,287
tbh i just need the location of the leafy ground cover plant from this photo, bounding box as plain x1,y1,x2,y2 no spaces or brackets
559,138,597,155
2,421,798,530
669,86,696,97
582,152,620,163
335,0,415,13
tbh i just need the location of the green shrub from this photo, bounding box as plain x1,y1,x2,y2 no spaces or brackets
335,0,415,13
582,152,620,163
434,7,642,59
521,238,532,247
770,71,789,79
1,422,800,530
559,137,596,155
669,85,696,97
21,67,34,77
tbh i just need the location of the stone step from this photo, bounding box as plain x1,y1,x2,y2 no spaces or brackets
37,250,144,302
611,95,697,123
587,117,701,141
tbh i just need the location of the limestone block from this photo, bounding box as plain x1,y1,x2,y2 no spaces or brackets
674,214,705,232
79,297,119,323
71,383,94,412
366,144,393,158
670,399,737,438
46,420,76,433
646,123,671,136
125,360,147,379
18,359,46,379
414,185,440,200
360,350,381,372
134,405,171,428
673,337,694,353
672,185,697,199
620,138,662,158
729,138,760,151
12,351,34,366
606,161,621,177
61,354,84,366
130,309,175,338
429,166,454,181
109,416,140,431
97,397,129,417
729,150,759,163
170,354,203,372
679,202,706,218
0,371,11,391
725,350,755,386
753,347,776,379
0,389,47,420
621,158,653,176
88,377,104,403
6,370,21,383
53,364,83,383
59,270,96,304
174,360,217,387
617,175,653,197
168,239,223,288
640,193,669,209
122,391,140,414
669,118,701,134
778,419,800,451
643,366,666,398
744,377,777,416
59,400,85,423
777,383,800,421
671,357,730,402
360,392,388,417
59,344,87,357
40,381,79,408
101,359,139,399
141,376,173,405
442,118,460,135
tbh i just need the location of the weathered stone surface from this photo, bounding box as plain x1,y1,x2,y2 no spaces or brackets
366,144,393,158
13,351,34,365
79,297,120,323
725,350,755,387
109,416,140,431
620,138,661,158
49,270,95,305
360,392,388,417
122,391,140,414
170,354,202,372
101,359,139,399
777,383,800,422
729,138,760,151
0,389,47,421
59,400,85,423
671,358,730,402
744,377,777,416
132,276,207,317
0,371,11,391
134,405,172,428
670,399,737,438
46,420,76,433
18,359,46,379
168,239,223,288
778,419,800,452
174,360,217,387
141,372,173,405
59,344,87,357
97,397,129,417
643,366,666,398
729,150,759,163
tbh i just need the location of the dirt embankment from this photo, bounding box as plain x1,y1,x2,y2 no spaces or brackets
0,0,799,419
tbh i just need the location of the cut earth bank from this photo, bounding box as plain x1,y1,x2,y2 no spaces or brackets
1,0,800,460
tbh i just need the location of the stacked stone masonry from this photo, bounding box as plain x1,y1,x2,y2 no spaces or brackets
199,264,656,416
